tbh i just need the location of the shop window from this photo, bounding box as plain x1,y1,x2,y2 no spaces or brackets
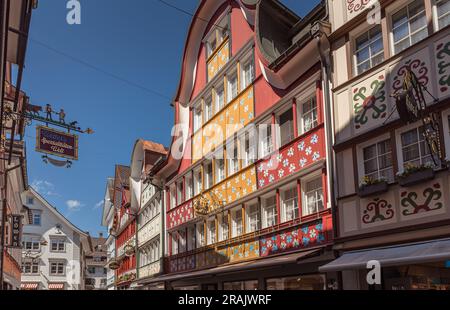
302,177,324,216
281,186,298,223
218,213,229,242
362,139,394,183
231,208,243,238
278,107,294,147
354,25,384,75
392,0,428,55
435,0,450,30
400,126,435,168
262,195,277,228
246,202,260,233
223,280,258,290
266,274,326,290
207,218,216,245
300,97,318,134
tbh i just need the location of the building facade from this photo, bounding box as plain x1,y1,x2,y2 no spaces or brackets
320,0,450,290
0,0,33,290
146,0,336,290
129,140,167,289
101,177,116,290
20,187,89,290
84,235,107,290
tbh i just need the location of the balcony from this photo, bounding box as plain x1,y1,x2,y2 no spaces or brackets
137,214,161,247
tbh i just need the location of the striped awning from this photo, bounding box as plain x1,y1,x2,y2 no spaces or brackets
21,282,39,290
48,283,65,290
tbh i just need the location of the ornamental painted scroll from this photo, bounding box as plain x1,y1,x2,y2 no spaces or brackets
353,75,387,129
362,198,394,224
401,183,443,216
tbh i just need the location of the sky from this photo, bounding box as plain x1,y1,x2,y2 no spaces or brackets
21,0,321,236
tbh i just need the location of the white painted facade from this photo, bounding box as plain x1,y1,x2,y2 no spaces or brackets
101,177,116,290
20,187,88,290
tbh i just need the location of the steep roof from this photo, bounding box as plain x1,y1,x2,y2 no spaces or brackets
115,165,131,188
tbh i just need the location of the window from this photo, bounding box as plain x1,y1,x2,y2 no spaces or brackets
227,141,239,176
179,231,186,253
227,72,238,103
303,178,324,216
401,126,435,168
170,185,177,209
241,130,257,168
196,222,205,248
281,186,298,222
262,195,277,228
215,85,225,112
50,238,65,252
50,261,65,276
171,233,178,255
217,17,229,45
231,208,243,237
27,197,34,205
246,203,260,233
88,266,96,274
194,168,202,196
363,139,394,182
187,226,195,251
22,262,39,274
204,95,213,122
185,174,193,200
23,237,40,251
279,108,294,147
215,156,225,184
218,213,229,241
355,25,384,74
193,104,202,132
223,280,258,290
241,58,254,90
32,211,41,226
177,181,184,205
300,97,318,134
204,161,213,189
266,275,326,290
207,218,216,245
435,0,450,30
392,0,428,54
206,33,217,58
260,123,273,158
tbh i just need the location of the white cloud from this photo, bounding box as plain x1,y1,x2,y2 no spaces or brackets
31,180,60,197
94,200,104,210
66,200,84,211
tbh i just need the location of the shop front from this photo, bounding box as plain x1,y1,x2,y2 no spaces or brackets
320,238,450,290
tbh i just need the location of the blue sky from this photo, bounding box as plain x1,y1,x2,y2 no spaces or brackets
21,0,321,236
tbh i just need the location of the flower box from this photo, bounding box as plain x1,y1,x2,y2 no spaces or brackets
398,167,435,187
358,181,388,198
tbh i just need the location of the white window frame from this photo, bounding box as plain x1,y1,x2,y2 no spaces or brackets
49,261,66,276
298,95,318,135
171,233,178,255
218,213,229,242
259,120,274,159
245,200,260,233
353,25,385,75
262,193,277,229
170,184,177,209
207,218,216,245
395,121,438,172
240,129,257,168
215,83,225,113
227,139,240,177
227,70,238,103
280,183,299,223
433,0,450,31
50,238,66,252
176,180,184,205
187,226,195,251
31,210,41,226
185,173,193,200
214,150,225,184
196,222,205,248
277,104,295,147
193,103,202,133
389,0,428,55
357,133,395,184
204,160,213,190
240,53,254,90
302,173,325,217
231,207,243,238
204,94,213,123
193,167,202,196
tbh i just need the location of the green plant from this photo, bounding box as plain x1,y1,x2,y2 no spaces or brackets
397,163,433,179
359,175,386,188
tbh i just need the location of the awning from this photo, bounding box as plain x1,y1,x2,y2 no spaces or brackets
48,283,65,290
143,248,323,284
21,282,39,290
319,238,450,273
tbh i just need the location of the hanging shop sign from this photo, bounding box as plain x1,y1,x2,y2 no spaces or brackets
9,215,22,248
36,126,78,160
